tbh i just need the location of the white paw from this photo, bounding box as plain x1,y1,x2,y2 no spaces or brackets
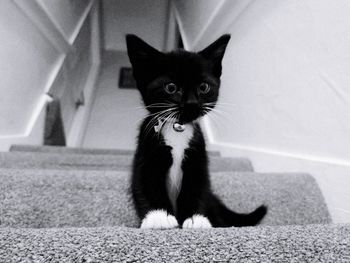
182,214,212,229
140,210,179,229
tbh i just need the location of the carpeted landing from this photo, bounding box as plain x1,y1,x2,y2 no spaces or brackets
0,144,348,262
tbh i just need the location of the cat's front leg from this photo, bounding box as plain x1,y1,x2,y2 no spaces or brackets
133,146,179,229
134,175,179,229
176,150,213,229
176,186,212,229
177,197,212,229
134,178,179,229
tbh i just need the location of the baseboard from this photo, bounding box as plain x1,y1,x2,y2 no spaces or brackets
66,63,100,147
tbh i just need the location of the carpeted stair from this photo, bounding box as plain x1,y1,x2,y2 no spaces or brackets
0,151,251,172
10,144,221,156
0,145,349,262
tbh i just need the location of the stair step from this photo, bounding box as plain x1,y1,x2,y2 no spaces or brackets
0,152,253,172
10,144,134,155
0,224,347,262
0,169,330,228
10,144,221,156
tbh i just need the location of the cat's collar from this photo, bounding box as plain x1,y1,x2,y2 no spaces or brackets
154,118,186,133
173,123,186,132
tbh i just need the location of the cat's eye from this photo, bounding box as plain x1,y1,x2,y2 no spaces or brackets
164,83,178,94
198,83,210,94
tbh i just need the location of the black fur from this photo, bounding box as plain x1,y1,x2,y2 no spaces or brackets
126,34,267,227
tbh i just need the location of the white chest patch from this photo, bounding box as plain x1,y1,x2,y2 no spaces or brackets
161,122,194,213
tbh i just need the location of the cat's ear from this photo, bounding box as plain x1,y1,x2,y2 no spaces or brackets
126,34,161,66
198,34,231,77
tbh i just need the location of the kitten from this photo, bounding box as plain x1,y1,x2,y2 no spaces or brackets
126,34,267,229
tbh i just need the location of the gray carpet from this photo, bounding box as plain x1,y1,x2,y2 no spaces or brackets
10,144,221,156
1,145,344,262
0,152,253,172
0,169,330,228
10,144,134,155
0,224,349,262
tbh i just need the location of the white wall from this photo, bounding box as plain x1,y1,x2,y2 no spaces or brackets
36,0,88,41
174,0,350,222
0,0,101,150
102,0,169,51
0,1,60,136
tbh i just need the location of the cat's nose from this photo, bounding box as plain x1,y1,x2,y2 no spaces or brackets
185,101,198,109
184,101,199,112
185,93,199,106
183,102,200,119
181,94,201,122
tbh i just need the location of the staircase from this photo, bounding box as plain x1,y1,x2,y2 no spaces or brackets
0,145,349,262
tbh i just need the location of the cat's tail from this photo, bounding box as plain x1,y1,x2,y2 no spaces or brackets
208,194,267,227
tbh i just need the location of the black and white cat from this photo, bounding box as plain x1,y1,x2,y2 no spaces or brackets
126,34,267,229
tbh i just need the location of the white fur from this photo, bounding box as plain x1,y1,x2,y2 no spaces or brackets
141,210,179,229
182,215,212,228
161,121,194,213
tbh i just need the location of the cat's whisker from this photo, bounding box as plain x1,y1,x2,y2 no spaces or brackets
144,103,177,109
158,111,178,139
146,107,178,118
202,106,231,121
204,112,227,132
144,110,177,139
209,109,231,120
203,102,238,106
204,108,229,122
204,102,252,110
143,110,167,137
133,107,176,126
157,110,178,138
131,103,177,113
202,111,219,131
202,107,227,123
143,108,179,127
202,104,231,112
143,112,167,138
160,111,178,133
144,105,176,109
147,103,175,105
125,101,173,110
144,118,160,139
204,109,235,130
113,106,148,115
